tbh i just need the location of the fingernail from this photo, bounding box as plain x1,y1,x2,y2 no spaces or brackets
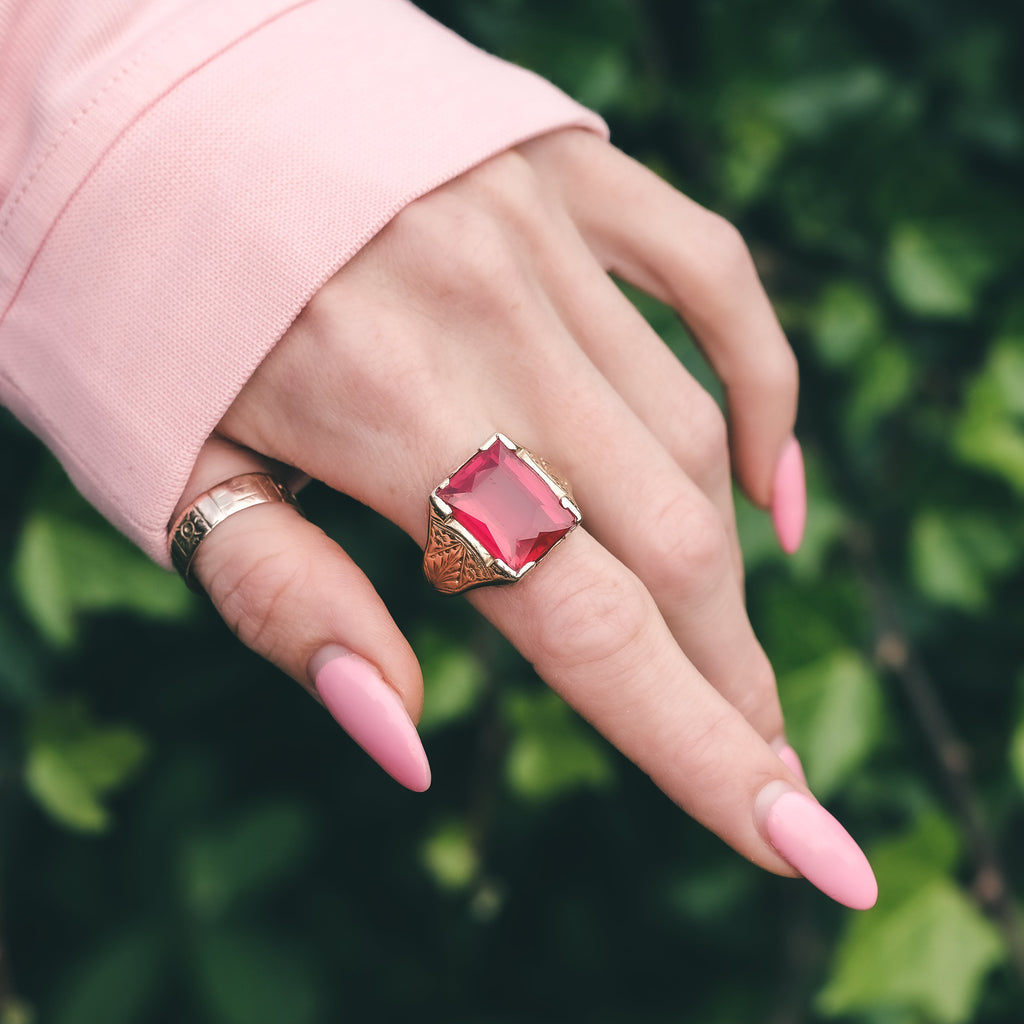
310,645,431,792
756,782,877,910
772,436,806,555
772,739,809,788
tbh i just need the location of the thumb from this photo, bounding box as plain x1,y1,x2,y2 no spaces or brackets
171,437,430,791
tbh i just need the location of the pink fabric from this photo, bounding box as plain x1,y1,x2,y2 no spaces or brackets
0,0,606,564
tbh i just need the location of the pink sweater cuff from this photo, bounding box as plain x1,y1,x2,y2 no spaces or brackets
0,0,606,564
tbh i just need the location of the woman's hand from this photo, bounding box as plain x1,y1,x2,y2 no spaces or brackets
171,128,876,909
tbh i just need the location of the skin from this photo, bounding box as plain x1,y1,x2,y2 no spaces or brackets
172,128,804,878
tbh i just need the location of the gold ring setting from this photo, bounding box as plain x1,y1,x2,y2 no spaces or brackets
423,433,582,595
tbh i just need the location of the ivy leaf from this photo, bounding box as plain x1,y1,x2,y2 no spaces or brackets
910,509,1020,612
771,66,890,138
845,344,914,440
1010,719,1024,795
504,689,615,803
811,280,885,368
778,650,885,800
416,628,487,733
886,221,998,319
12,467,192,648
1011,674,1024,794
954,326,1024,495
820,811,1004,1023
818,880,1004,1023
421,818,479,891
865,809,960,906
24,700,147,832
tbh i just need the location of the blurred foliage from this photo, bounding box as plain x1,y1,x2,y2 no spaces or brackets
2,0,1023,1020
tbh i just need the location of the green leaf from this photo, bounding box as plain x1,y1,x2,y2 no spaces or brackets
719,101,786,204
180,801,314,920
1011,675,1024,794
1011,722,1024,795
12,463,192,648
821,811,1003,1023
24,700,147,832
504,689,614,803
846,344,914,439
49,929,162,1024
778,650,885,800
811,280,885,368
866,809,961,908
192,927,322,1024
886,221,998,319
770,66,890,138
910,509,1020,612
664,860,756,924
818,880,1004,1023
421,818,479,891
735,452,847,581
415,628,487,733
954,329,1024,494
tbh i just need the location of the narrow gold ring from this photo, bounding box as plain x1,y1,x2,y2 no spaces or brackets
169,473,301,593
423,433,582,595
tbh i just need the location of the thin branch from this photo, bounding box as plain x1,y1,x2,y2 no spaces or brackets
849,526,1024,985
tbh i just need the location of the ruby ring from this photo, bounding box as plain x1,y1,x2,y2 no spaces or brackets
423,433,582,595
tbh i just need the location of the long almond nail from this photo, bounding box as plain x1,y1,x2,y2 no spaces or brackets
756,782,877,910
772,436,806,555
311,646,431,792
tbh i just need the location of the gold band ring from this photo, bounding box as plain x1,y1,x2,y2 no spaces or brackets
169,473,301,593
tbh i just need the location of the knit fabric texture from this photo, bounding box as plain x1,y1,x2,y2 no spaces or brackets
0,0,606,563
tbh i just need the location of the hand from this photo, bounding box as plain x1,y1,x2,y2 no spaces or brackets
172,128,876,909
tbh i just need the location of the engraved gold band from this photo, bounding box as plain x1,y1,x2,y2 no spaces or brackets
169,473,301,593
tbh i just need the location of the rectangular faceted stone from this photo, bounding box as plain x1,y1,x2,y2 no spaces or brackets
436,438,577,572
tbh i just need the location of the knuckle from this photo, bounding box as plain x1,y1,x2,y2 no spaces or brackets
697,211,755,284
431,205,529,309
392,177,536,307
467,148,545,221
764,344,801,401
729,648,781,732
534,566,653,677
678,392,730,486
642,492,730,599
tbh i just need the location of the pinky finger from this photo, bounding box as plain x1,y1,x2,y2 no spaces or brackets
172,438,430,791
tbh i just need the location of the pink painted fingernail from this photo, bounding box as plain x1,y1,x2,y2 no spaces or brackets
774,741,809,788
310,645,431,792
757,782,877,910
772,436,806,555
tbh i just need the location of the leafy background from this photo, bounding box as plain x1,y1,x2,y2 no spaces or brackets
2,0,1023,1021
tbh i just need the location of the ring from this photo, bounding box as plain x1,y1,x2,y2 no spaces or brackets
423,433,582,595
169,473,301,593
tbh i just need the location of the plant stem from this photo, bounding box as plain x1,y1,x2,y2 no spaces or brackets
850,526,1024,986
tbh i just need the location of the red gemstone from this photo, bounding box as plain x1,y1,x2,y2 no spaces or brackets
436,441,577,572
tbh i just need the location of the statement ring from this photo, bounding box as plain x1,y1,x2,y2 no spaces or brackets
169,473,302,594
423,433,582,595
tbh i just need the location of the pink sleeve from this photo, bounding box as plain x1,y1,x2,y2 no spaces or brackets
0,0,606,564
